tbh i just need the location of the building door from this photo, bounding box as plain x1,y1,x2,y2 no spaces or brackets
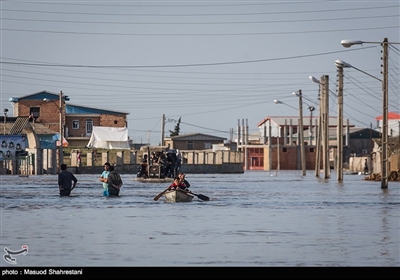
86,119,93,137
247,147,264,170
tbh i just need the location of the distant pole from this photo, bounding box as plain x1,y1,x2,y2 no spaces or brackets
308,106,315,145
276,125,280,176
161,114,165,146
315,86,322,177
237,119,241,147
268,120,272,171
59,91,64,166
322,75,330,179
245,118,249,145
298,90,306,176
381,38,389,189
3,108,8,135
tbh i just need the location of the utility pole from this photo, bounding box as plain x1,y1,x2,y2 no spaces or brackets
3,108,8,135
381,38,389,189
315,86,322,177
276,123,280,176
298,90,306,176
308,106,315,145
59,91,64,166
337,66,344,182
322,75,330,179
161,114,165,146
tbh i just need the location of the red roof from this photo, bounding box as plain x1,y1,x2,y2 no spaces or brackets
375,112,400,120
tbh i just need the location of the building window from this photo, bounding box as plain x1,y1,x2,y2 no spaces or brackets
187,141,194,150
72,120,79,129
114,120,118,125
30,107,40,119
204,142,211,149
86,119,93,134
283,147,288,153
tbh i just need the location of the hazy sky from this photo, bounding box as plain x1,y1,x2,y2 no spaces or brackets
1,0,399,145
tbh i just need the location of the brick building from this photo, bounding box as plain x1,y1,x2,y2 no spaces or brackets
9,90,129,147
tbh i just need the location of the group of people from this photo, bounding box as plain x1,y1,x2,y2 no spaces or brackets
58,162,123,197
137,149,182,179
58,162,193,198
100,162,123,197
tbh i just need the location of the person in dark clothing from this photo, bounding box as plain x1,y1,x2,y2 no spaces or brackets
164,151,177,178
364,159,369,174
108,165,123,197
58,164,78,196
137,154,148,178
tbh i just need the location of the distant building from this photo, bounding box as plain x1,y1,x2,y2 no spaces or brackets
9,90,129,147
376,112,400,137
164,133,226,150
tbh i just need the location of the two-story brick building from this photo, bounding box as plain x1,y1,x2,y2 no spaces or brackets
9,90,129,147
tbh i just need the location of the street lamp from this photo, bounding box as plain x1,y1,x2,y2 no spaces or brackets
340,38,400,189
292,90,306,176
335,60,382,82
3,108,8,135
273,99,297,110
43,91,65,166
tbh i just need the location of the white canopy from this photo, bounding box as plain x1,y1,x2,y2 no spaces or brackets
87,126,130,149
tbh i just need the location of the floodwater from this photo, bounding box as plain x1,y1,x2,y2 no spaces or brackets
0,170,399,267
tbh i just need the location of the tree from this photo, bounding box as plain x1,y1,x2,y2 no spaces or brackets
169,117,181,137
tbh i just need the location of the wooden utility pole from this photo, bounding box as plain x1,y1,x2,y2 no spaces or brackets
59,91,64,166
381,38,389,189
161,114,165,146
298,90,306,176
315,85,322,177
337,67,344,181
322,75,330,179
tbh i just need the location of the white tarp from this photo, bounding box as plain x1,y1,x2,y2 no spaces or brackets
87,126,130,149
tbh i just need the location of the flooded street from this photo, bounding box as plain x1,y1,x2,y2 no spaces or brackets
1,171,399,267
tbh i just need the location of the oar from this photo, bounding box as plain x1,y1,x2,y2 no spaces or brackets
189,191,209,201
154,188,169,201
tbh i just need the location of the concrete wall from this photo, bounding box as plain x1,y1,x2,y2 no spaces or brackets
68,162,244,175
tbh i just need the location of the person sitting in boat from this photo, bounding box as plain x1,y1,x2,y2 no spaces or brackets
178,172,190,189
167,176,187,191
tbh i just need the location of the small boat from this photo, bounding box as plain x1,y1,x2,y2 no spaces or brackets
164,189,194,203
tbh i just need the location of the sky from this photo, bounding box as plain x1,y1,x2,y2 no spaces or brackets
0,0,399,146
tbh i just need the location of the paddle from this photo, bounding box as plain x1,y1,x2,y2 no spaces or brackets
188,191,209,201
153,188,169,201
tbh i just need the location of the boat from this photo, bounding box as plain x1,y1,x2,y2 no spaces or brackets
135,158,175,183
164,189,194,202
